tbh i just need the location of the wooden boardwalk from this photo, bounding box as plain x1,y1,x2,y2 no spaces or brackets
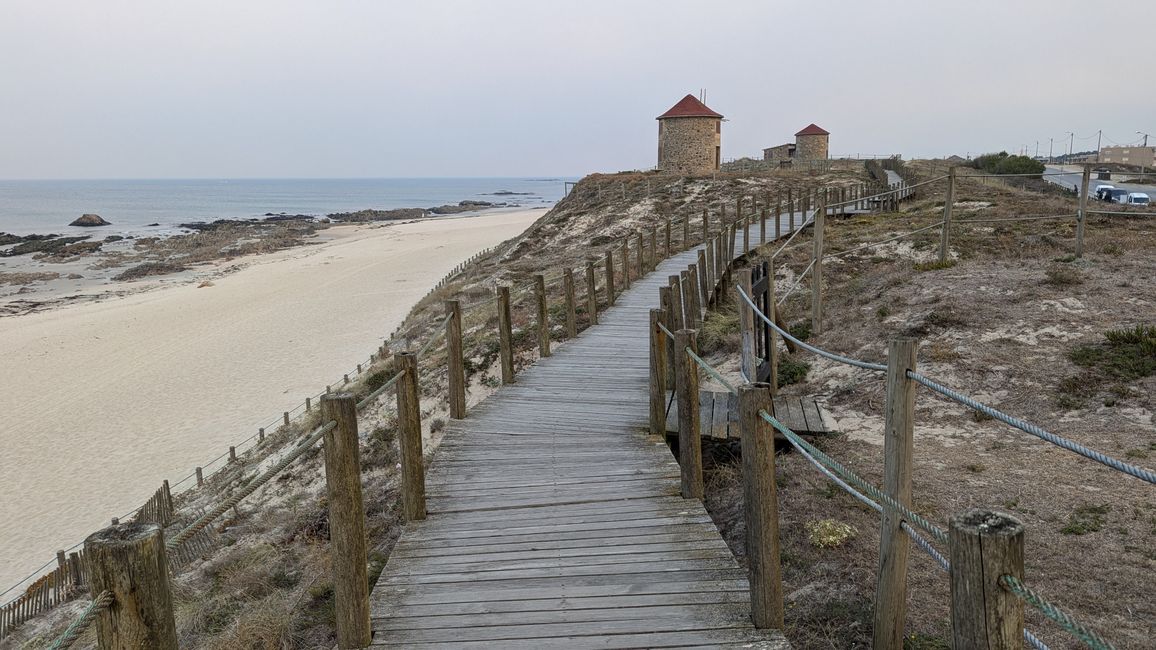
368,231,791,647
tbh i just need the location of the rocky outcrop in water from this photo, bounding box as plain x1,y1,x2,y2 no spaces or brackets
70,214,111,227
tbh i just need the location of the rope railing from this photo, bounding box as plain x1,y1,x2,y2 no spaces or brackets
905,371,1156,486
827,222,945,260
1000,576,1115,650
824,174,949,210
166,420,336,550
48,590,113,650
954,213,1077,225
776,259,815,306
737,285,887,371
355,370,404,412
684,346,741,395
769,208,816,260
757,409,948,545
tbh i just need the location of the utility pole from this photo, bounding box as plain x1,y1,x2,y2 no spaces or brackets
1035,141,1039,158
1096,129,1102,162
1138,131,1150,147
1049,138,1053,163
1066,131,1074,160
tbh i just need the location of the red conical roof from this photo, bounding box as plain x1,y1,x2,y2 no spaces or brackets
795,123,829,136
657,94,723,120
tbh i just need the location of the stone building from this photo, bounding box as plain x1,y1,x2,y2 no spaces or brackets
656,94,723,174
1099,146,1155,167
763,123,830,163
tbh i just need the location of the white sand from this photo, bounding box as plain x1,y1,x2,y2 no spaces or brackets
0,209,541,588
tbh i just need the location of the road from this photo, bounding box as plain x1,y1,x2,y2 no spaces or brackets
1044,165,1155,198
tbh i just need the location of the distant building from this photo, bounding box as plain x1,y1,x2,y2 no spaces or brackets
763,124,830,163
656,94,723,174
1099,146,1155,167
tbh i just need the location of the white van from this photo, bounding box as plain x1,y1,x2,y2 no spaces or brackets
1094,183,1115,200
1125,192,1150,206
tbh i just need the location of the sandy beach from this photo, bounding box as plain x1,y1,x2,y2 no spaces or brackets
0,209,542,588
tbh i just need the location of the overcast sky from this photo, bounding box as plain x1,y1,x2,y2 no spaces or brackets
2,0,1153,179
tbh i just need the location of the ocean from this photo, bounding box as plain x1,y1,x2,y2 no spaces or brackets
0,177,570,236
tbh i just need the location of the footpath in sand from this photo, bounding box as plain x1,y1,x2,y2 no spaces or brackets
0,209,542,588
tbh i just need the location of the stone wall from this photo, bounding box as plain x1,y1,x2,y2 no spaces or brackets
658,116,721,174
763,144,793,161
795,134,828,161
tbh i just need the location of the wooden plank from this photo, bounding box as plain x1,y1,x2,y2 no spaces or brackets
710,390,729,439
800,398,829,433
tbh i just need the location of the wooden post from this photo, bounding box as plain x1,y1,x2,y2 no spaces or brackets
445,299,465,419
873,338,918,650
760,208,767,245
702,209,709,243
939,166,956,264
737,268,755,381
635,232,645,278
394,351,426,521
320,393,372,648
811,196,826,335
668,276,685,331
562,268,578,338
674,329,703,499
305,396,311,412
497,286,515,384
788,200,795,233
534,273,550,358
767,259,779,395
739,382,784,629
664,218,672,257
622,240,632,289
950,509,1025,649
84,522,178,649
283,411,290,427
696,249,708,306
585,262,598,326
343,374,349,385
680,270,698,330
704,239,715,293
258,427,265,443
659,286,676,386
605,248,616,305
688,265,704,329
195,466,203,487
228,446,236,463
649,308,668,436
648,228,657,271
775,199,782,239
1077,164,1090,257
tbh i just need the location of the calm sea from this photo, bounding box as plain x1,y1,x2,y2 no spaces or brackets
0,177,570,236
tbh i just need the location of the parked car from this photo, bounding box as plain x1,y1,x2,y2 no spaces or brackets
1094,184,1115,200
1125,192,1150,206
1106,189,1129,203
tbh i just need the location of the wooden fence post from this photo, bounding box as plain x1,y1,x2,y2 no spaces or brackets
939,166,956,264
195,467,203,487
695,249,708,300
305,396,311,412
445,299,465,419
648,228,657,271
668,275,685,332
228,446,236,463
760,208,767,245
622,240,632,290
674,329,703,499
649,308,668,436
738,268,755,381
767,260,779,394
950,509,1025,649
85,522,178,649
497,286,515,384
605,248,616,305
704,240,715,293
1077,164,1090,257
873,338,918,649
681,270,698,330
585,262,598,326
283,411,290,427
702,209,709,243
395,351,426,521
258,427,265,443
635,232,645,278
320,392,371,648
665,218,672,257
534,273,550,358
739,382,784,629
659,286,676,386
811,196,826,335
562,268,578,338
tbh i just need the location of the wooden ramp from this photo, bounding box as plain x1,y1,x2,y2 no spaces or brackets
664,391,830,440
368,244,789,648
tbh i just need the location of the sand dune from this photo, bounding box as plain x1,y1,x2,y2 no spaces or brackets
0,209,541,588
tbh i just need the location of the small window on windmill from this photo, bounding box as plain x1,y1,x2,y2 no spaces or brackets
716,122,721,134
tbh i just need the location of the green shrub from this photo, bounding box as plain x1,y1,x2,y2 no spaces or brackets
777,356,810,387
1070,325,1156,381
970,151,1045,176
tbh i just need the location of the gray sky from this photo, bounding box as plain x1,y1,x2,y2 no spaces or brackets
2,0,1153,179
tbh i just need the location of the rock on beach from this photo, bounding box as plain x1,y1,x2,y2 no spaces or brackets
70,214,111,227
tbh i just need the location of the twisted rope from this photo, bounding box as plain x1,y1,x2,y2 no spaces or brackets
166,420,335,550
49,590,113,650
684,346,742,395
656,321,675,339
827,222,945,260
758,409,948,544
907,371,1156,486
776,260,816,306
1000,576,1115,650
736,286,887,372
769,209,815,260
356,370,403,411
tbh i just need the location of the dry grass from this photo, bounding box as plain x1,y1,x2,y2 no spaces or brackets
0,271,60,285
698,161,1156,649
